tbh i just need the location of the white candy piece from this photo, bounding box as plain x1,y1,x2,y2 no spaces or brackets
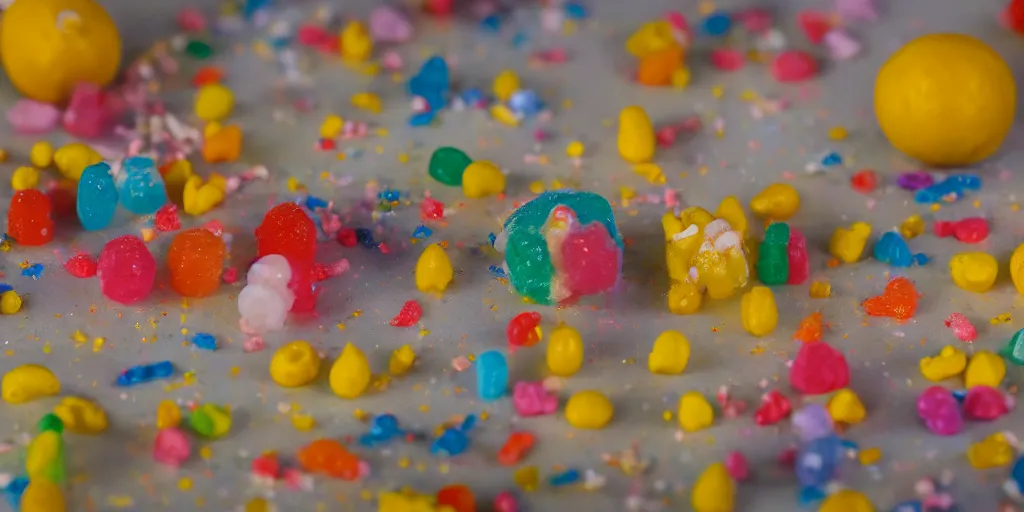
238,283,291,333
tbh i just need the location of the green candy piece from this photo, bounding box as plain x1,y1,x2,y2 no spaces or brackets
429,147,472,185
756,223,790,285
501,190,623,304
38,413,63,434
185,40,214,59
189,404,231,438
1000,328,1024,366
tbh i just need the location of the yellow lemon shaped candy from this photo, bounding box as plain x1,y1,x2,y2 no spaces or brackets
270,340,322,387
194,84,236,122
691,463,735,512
741,286,778,337
53,396,108,434
919,346,967,382
20,479,66,512
1011,242,1024,297
750,183,800,220
819,489,875,512
2,364,60,404
648,330,690,375
827,388,866,425
329,342,371,399
462,160,506,198
53,142,102,181
546,324,584,377
415,244,454,294
617,105,656,164
964,350,1005,389
0,0,121,105
564,390,613,429
678,391,714,432
493,70,520,101
949,252,998,293
389,345,416,376
875,34,1015,166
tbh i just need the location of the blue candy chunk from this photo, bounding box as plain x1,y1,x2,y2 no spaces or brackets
354,228,377,248
459,414,477,433
476,351,508,401
2,475,28,511
488,232,497,246
488,265,506,278
480,14,502,32
116,361,175,387
192,333,218,351
378,189,400,202
914,174,982,204
77,162,119,231
408,56,450,111
797,486,827,507
116,156,168,215
564,2,589,19
873,232,926,268
795,434,843,488
509,90,544,117
548,469,581,486
20,264,43,279
462,88,485,106
412,225,432,239
0,284,11,294
891,500,923,512
359,414,404,447
511,31,529,48
305,195,328,210
431,428,469,456
409,111,437,127
701,11,732,36
243,0,273,18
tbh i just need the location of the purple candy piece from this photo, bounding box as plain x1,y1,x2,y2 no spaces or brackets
897,171,934,191
792,404,834,442
916,386,963,436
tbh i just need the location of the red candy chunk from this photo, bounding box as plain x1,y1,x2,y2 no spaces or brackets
63,83,122,139
390,300,423,327
1005,0,1024,34
793,312,823,343
963,386,1009,421
560,223,621,298
507,312,542,351
754,390,792,426
797,10,832,44
787,228,808,285
789,341,850,395
155,204,182,232
850,170,878,194
65,253,98,278
497,431,536,466
251,452,281,480
296,439,361,480
862,276,919,320
424,0,454,15
420,197,445,220
436,484,476,512
710,48,745,71
493,491,520,512
256,203,317,265
934,217,989,244
336,227,357,247
771,51,819,83
7,189,54,246
47,181,76,219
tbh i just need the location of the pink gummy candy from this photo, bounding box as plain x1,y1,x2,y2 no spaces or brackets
710,48,745,71
916,386,963,436
963,386,1009,421
725,451,750,481
771,51,819,83
789,341,849,395
836,0,878,22
369,5,413,43
97,235,157,304
64,253,98,278
824,30,861,60
7,99,61,134
177,7,207,32
787,228,809,285
493,491,520,512
63,83,122,139
153,427,191,467
944,313,977,343
797,10,831,44
513,381,559,417
734,8,772,33
560,223,621,298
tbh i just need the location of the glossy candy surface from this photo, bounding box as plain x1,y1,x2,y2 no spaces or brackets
167,228,226,297
116,156,168,215
8,189,54,246
97,235,157,304
76,162,118,230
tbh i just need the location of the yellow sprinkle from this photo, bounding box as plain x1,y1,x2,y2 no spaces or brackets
398,457,411,468
178,477,193,491
827,126,848,140
200,446,213,460
529,181,545,194
398,153,410,163
291,413,316,431
858,447,882,465
662,410,673,422
740,90,758,101
92,337,105,352
712,86,724,98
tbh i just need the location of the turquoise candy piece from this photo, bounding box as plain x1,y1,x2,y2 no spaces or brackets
500,190,623,304
476,350,508,401
428,147,472,185
757,222,790,285
76,162,118,231
1001,328,1024,366
116,156,168,215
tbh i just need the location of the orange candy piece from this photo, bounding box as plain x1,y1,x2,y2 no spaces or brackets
636,44,684,87
862,276,919,320
794,312,823,343
202,125,243,163
167,228,226,297
436,484,476,512
7,189,54,246
192,66,224,87
296,439,361,480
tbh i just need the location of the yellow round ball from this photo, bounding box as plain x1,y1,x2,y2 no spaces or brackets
269,340,321,387
874,33,1016,166
564,390,614,429
0,0,122,105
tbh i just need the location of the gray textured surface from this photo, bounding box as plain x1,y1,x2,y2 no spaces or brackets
2,0,1024,510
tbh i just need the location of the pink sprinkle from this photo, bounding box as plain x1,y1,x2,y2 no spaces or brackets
824,30,861,60
452,356,472,371
664,189,679,208
710,48,745,71
836,0,878,22
725,451,750,481
533,129,547,142
222,267,238,284
944,312,977,343
771,51,819,83
382,50,404,71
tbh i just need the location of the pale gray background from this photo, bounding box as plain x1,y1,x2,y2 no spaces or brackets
2,0,1024,510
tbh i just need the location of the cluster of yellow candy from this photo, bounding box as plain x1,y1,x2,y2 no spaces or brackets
625,20,691,89
10,141,103,190
967,431,1016,469
194,80,244,166
662,197,750,315
0,364,109,433
920,345,1004,388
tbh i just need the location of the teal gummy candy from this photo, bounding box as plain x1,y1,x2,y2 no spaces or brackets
116,156,168,215
502,190,623,304
77,162,118,231
428,147,472,185
757,222,790,285
1001,328,1024,366
476,350,508,401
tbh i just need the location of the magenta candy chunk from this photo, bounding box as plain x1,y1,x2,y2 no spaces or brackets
369,5,413,43
710,48,745,71
154,427,191,467
97,235,157,304
963,386,1009,421
787,228,809,285
725,451,750,481
560,223,621,297
177,7,207,32
771,51,819,83
63,83,122,139
493,491,520,512
789,342,849,395
287,262,320,313
916,386,963,436
7,99,61,134
513,381,558,417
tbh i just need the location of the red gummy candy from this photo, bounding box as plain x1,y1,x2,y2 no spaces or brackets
287,262,320,313
251,452,280,479
933,217,989,244
560,223,621,298
507,312,542,351
493,491,520,512
1005,0,1024,34
296,439,361,480
63,83,122,139
862,277,919,320
797,10,832,44
497,431,536,466
390,300,423,327
437,484,476,512
256,203,316,266
771,51,819,83
336,228,357,247
97,236,157,304
420,197,445,220
710,48,745,71
192,66,224,87
789,341,849,395
725,451,750,481
424,0,454,15
154,204,182,232
850,170,878,194
787,228,808,285
7,190,54,246
65,253,98,278
47,181,76,219
794,312,823,343
963,386,1009,421
754,390,792,426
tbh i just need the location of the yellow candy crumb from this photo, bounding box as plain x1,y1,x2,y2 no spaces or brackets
809,281,832,298
829,222,871,263
858,448,882,465
547,324,584,376
967,432,1015,469
691,463,735,512
351,92,382,113
53,142,102,181
389,345,416,376
827,126,848,140
178,477,193,491
194,84,235,122
566,141,585,158
819,489,875,512
269,340,321,387
54,396,108,434
750,183,800,220
514,466,540,491
919,345,967,382
490,104,520,126
493,70,520,101
528,181,545,194
633,163,666,185
1,364,60,404
329,342,371,399
320,114,344,139
291,413,316,431
156,400,181,429
949,252,998,293
900,214,925,239
827,388,866,425
740,286,778,337
964,350,1005,388
462,160,506,198
415,244,454,294
29,141,54,168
